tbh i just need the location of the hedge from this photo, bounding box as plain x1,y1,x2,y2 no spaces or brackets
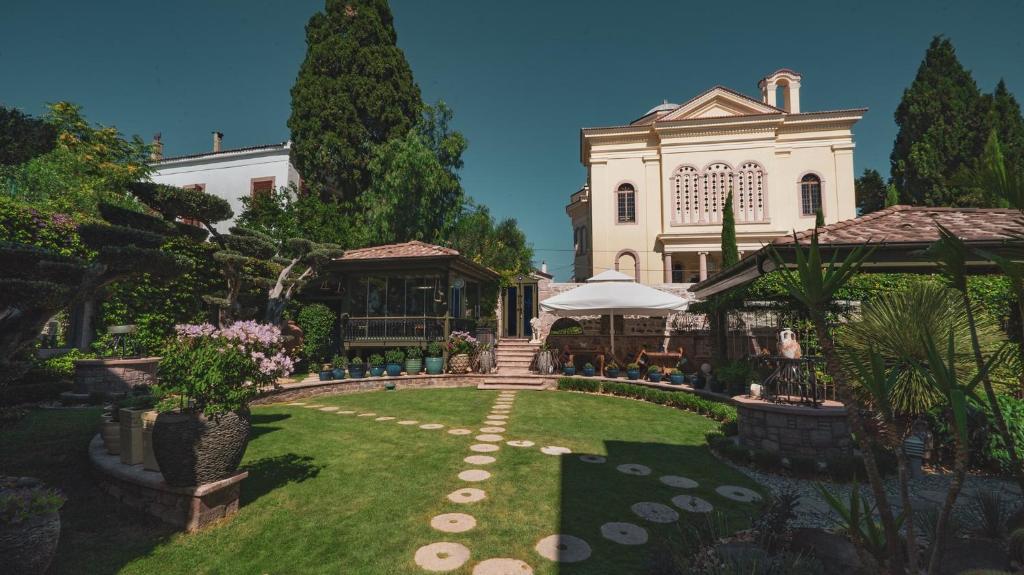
556,377,737,424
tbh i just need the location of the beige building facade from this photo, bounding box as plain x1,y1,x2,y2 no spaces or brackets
568,69,865,285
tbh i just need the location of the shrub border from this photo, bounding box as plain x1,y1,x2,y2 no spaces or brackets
556,377,737,424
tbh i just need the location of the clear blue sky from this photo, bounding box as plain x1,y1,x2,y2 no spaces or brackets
2,0,1023,280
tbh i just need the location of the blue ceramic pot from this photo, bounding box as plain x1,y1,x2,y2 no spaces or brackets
348,366,365,379
370,366,385,377
626,369,640,380
605,368,619,378
425,357,444,375
563,366,576,376
318,371,332,381
385,363,402,377
582,367,595,377
332,368,346,380
669,373,685,385
649,372,663,383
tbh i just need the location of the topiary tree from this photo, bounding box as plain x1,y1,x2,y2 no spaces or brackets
0,182,231,384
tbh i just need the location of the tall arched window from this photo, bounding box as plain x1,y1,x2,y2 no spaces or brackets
616,184,636,223
800,174,822,216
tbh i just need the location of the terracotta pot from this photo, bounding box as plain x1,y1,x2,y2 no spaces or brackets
152,409,250,487
100,416,121,455
448,353,471,374
0,511,60,575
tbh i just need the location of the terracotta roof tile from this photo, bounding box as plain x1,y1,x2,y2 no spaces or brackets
774,205,1024,246
337,240,460,261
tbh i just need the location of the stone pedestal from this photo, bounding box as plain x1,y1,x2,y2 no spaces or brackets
89,436,246,532
119,408,146,465
73,357,160,396
141,410,160,472
734,395,852,461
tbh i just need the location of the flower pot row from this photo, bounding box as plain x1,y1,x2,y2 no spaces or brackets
562,365,688,385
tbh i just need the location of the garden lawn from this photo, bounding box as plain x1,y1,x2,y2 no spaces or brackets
1,388,763,574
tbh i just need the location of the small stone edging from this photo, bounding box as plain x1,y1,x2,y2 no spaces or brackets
252,373,488,404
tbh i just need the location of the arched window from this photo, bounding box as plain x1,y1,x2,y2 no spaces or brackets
616,184,636,223
800,174,822,216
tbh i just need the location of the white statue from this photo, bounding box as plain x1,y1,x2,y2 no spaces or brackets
778,329,802,359
529,317,542,344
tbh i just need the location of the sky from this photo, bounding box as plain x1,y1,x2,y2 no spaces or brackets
2,0,1023,280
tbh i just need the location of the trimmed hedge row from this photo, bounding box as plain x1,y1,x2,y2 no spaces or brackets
557,377,737,424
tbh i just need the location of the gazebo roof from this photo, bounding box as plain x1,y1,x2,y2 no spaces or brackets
691,206,1024,299
328,240,499,281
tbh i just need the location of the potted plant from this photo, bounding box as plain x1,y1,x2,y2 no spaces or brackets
384,349,404,376
582,362,595,377
153,321,293,487
318,362,333,381
563,362,576,376
331,355,347,380
368,354,385,377
477,342,496,373
626,363,641,380
404,347,423,375
348,355,365,379
425,342,444,375
647,365,664,382
535,342,555,374
0,477,65,575
669,368,686,386
605,361,620,378
446,331,477,374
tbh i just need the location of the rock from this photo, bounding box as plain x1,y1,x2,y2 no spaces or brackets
936,537,1009,575
789,527,866,575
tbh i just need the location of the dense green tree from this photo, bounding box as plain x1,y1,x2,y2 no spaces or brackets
720,191,738,267
885,184,901,207
448,202,533,282
891,36,989,207
982,80,1024,202
288,0,422,201
855,168,888,214
0,106,56,166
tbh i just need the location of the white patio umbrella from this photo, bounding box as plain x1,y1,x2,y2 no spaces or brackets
539,269,689,356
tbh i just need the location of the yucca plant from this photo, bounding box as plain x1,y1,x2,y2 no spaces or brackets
766,231,908,573
815,482,904,567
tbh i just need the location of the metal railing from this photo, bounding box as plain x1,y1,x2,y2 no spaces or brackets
754,355,832,407
343,316,478,343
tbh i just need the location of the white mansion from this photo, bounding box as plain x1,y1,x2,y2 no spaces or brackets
567,69,865,284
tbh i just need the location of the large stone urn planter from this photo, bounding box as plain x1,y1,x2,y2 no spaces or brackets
448,353,471,374
0,511,60,575
152,409,251,487
477,349,495,373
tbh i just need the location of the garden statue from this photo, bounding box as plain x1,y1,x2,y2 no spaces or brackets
778,329,802,359
529,317,542,344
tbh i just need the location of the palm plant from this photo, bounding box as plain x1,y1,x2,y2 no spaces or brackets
837,281,1005,414
765,231,908,573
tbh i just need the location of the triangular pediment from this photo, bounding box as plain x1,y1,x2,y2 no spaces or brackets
660,87,781,121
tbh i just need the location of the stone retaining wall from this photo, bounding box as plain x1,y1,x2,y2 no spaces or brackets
734,396,852,460
88,435,245,532
73,357,159,395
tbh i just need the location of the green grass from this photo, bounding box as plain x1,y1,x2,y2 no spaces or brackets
1,389,763,574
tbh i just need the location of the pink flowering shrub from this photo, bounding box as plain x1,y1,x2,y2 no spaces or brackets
158,321,294,416
446,331,478,356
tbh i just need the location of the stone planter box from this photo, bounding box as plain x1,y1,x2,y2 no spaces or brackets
734,395,852,461
73,357,160,396
119,408,148,465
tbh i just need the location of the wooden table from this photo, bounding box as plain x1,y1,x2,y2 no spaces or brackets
644,352,682,369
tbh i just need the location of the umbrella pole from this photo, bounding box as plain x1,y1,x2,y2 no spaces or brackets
610,309,615,358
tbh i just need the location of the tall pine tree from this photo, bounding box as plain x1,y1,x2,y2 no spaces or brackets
986,79,1024,176
855,168,888,215
288,0,422,202
891,36,989,207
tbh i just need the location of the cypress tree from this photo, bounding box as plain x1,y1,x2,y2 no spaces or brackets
986,80,1024,176
288,0,422,202
885,184,901,207
855,168,888,215
891,36,988,207
815,209,825,228
720,190,738,267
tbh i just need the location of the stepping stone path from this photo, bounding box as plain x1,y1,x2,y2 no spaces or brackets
475,434,503,442
375,416,395,421
472,558,533,575
480,427,505,433
487,414,508,420
448,428,472,435
540,446,571,456
484,420,506,426
414,542,471,572
420,423,445,430
470,443,500,453
458,469,492,482
357,412,377,417
464,455,496,465
660,475,698,489
448,488,487,503
431,513,477,533
286,402,306,405
338,410,356,415
631,502,680,523
616,463,651,476
507,440,535,448
319,406,339,412
671,494,714,513
534,534,591,563
715,485,761,503
600,522,648,545
579,455,606,464
397,420,418,425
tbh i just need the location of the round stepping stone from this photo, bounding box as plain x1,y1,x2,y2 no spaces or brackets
303,404,324,408
447,487,487,503
671,494,714,513
472,558,533,575
579,455,606,464
431,512,477,533
491,405,512,410
616,463,651,476
507,440,535,448
660,475,698,489
464,455,496,465
534,534,592,563
487,414,508,420
375,416,395,421
458,469,491,482
540,446,571,456
420,423,445,430
357,412,377,417
397,420,418,425
337,410,356,415
319,406,339,411
414,542,471,572
448,428,472,435
631,502,680,523
286,402,306,405
715,485,762,503
480,426,505,433
470,443,499,453
475,434,503,442
484,420,506,426
600,522,648,545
